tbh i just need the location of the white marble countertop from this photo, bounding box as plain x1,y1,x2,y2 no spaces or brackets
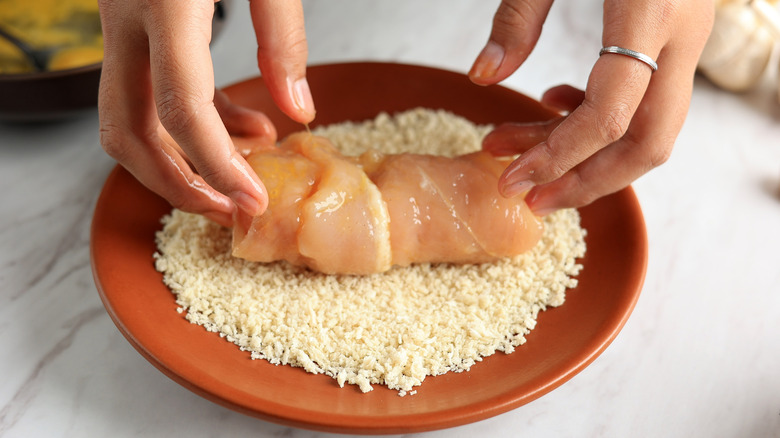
2,1,779,437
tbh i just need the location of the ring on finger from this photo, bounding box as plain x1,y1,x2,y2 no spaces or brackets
599,46,658,72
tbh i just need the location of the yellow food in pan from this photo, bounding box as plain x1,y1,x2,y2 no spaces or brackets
0,0,102,73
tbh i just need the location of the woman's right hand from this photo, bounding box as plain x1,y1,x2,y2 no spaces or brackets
97,0,315,227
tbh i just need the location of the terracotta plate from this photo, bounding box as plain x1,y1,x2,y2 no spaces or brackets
90,62,648,434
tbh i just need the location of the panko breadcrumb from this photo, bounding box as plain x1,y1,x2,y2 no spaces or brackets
154,108,586,395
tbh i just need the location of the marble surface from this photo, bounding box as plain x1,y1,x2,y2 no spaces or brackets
1,1,780,436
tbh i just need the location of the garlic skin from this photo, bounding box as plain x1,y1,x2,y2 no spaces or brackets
698,1,776,92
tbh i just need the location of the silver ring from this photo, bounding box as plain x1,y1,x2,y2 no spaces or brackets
599,46,658,72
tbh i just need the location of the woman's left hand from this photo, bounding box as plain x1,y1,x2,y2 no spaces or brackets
469,0,714,215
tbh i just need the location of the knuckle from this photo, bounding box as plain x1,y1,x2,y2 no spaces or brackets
494,1,529,27
648,143,674,168
568,171,599,207
197,166,224,187
624,130,675,169
492,0,540,43
282,29,308,60
155,83,212,135
545,161,569,183
538,138,573,182
258,25,308,64
595,103,632,145
99,123,131,162
494,0,543,27
156,93,199,135
661,0,683,21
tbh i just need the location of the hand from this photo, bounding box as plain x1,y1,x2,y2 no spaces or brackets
98,0,315,227
469,0,714,215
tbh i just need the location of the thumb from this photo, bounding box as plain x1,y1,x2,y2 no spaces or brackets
469,0,554,85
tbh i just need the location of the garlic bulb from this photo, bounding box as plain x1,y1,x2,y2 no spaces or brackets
698,0,778,92
750,0,780,102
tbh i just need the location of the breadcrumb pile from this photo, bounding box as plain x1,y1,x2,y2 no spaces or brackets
154,109,586,396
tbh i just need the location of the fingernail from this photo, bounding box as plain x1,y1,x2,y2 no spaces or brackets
500,161,535,197
291,77,316,120
470,40,505,82
229,191,261,216
501,179,535,198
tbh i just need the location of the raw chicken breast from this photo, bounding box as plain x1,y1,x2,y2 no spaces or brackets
233,133,392,274
231,133,543,274
364,150,543,267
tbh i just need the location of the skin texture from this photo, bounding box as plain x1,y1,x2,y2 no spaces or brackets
98,0,713,223
469,0,714,215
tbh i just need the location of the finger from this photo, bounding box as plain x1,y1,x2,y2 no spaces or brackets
214,89,278,156
145,0,268,216
498,27,664,197
540,85,585,114
157,92,278,161
482,118,564,156
523,133,666,216
166,90,278,159
469,0,554,85
482,85,581,156
250,0,315,123
214,88,277,141
156,119,276,172
525,46,696,214
98,0,156,136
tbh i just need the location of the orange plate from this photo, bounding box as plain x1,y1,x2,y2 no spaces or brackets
90,62,648,434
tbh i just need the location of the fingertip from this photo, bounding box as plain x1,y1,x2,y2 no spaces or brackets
523,175,587,215
291,77,316,122
256,113,278,140
499,178,534,199
522,186,555,215
249,0,313,124
256,50,315,124
469,40,505,85
215,88,279,140
482,122,558,156
498,158,536,198
233,205,254,234
482,128,511,155
229,190,266,217
525,187,552,216
471,0,555,85
228,156,269,216
540,85,585,114
231,108,277,141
